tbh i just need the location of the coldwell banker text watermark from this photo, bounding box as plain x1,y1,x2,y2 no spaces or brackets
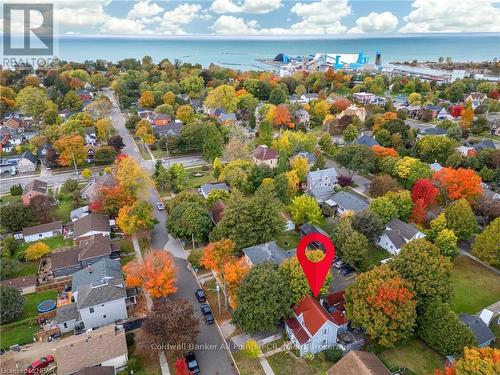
2,2,58,69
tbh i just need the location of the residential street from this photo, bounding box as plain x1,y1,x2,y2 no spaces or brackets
104,89,238,375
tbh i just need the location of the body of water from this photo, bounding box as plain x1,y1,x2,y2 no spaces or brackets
10,34,500,70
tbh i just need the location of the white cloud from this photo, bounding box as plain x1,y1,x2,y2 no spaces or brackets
54,0,111,27
400,0,500,32
101,17,147,34
348,11,398,33
127,0,163,19
212,0,352,34
156,3,205,34
210,0,282,14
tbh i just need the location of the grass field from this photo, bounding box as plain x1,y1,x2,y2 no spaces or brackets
267,351,332,375
17,236,73,255
232,351,266,375
366,245,391,269
19,290,58,321
378,339,445,375
0,319,38,349
54,194,74,223
450,256,500,314
274,231,300,250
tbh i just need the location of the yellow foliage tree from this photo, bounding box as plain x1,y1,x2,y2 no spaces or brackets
25,242,51,261
290,155,310,182
138,90,155,108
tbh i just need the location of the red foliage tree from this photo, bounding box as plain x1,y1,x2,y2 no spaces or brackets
273,104,294,129
489,90,499,100
449,105,464,118
411,198,427,225
432,167,483,203
332,98,351,112
372,145,399,158
411,179,439,207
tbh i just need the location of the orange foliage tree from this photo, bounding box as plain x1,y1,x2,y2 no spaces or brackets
431,347,500,375
91,185,135,218
139,90,155,108
372,145,399,158
124,250,177,298
432,167,483,203
460,107,474,129
223,258,251,308
273,104,294,129
54,134,87,166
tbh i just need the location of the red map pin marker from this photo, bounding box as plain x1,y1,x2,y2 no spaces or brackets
296,232,336,297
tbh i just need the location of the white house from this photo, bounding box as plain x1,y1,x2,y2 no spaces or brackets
326,191,369,216
55,324,128,375
352,92,376,104
253,145,279,168
22,221,63,243
377,218,426,255
199,182,229,199
84,127,97,145
285,294,346,357
306,168,338,203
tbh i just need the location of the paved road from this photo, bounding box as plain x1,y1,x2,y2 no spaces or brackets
104,89,237,375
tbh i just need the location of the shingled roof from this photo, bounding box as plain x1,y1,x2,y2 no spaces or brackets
253,145,279,161
76,277,126,309
327,351,391,375
74,213,110,239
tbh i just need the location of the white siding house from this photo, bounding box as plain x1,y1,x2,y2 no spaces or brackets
377,218,426,255
22,221,63,243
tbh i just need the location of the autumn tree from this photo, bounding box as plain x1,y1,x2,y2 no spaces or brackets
135,119,155,145
117,200,157,236
444,199,478,240
85,97,112,120
435,229,459,258
15,86,49,119
417,300,477,357
289,195,322,226
95,118,112,140
204,85,237,112
372,145,399,158
289,155,309,182
223,257,251,308
393,156,432,189
174,358,191,375
343,124,358,143
201,239,237,274
369,196,398,224
416,136,456,164
163,91,176,106
385,190,414,221
411,179,438,207
392,239,453,308
124,250,177,298
92,185,135,218
25,242,51,261
54,134,86,166
114,155,148,198
432,167,483,203
351,210,385,241
138,90,155,108
369,174,402,197
345,265,416,348
280,250,333,303
136,299,198,360
471,217,500,268
273,104,294,129
233,262,294,333
453,347,500,375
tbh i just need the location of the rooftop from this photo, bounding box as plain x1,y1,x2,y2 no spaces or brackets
327,350,391,375
22,221,62,237
72,258,122,293
23,179,47,194
253,145,279,161
459,313,496,346
77,277,127,309
74,213,110,239
329,191,369,213
243,241,294,266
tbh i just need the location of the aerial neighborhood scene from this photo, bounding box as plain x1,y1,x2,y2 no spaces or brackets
0,1,499,374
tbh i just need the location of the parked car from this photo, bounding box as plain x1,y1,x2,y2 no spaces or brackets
200,303,215,324
340,264,355,276
185,351,200,374
26,355,55,374
334,259,345,269
156,202,165,210
195,289,206,303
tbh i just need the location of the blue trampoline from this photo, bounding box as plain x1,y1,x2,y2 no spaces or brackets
37,300,56,313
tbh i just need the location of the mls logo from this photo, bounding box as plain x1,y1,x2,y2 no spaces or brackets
3,3,54,56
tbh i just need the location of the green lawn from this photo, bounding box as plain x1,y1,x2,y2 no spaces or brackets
232,351,266,375
54,195,73,223
19,290,58,321
267,351,332,375
17,236,73,255
378,339,445,375
366,245,391,269
490,320,500,349
0,319,39,349
450,256,500,314
0,194,22,206
120,254,135,267
10,261,40,278
275,231,300,250
185,167,217,190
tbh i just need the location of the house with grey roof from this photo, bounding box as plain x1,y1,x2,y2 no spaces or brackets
71,258,122,300
243,241,295,266
71,206,90,222
417,127,448,139
429,162,443,172
73,213,111,240
81,174,116,202
299,223,330,250
15,151,37,173
152,120,182,138
54,303,79,334
306,167,338,203
22,221,62,243
325,191,369,216
199,182,229,199
356,134,379,147
459,313,496,348
473,140,496,153
76,277,128,330
377,218,425,255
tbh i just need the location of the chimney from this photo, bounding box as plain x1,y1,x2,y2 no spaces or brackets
87,264,92,273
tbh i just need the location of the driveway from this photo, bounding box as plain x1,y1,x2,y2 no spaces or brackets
329,265,356,293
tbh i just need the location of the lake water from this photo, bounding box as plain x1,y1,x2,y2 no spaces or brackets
9,34,500,70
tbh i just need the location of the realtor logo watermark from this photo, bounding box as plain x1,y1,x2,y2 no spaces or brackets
2,3,58,69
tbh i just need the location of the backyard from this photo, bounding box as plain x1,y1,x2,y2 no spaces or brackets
450,256,500,314
267,351,333,375
232,351,265,375
0,290,57,349
378,339,445,375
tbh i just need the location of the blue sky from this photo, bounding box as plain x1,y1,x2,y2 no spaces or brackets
4,0,500,35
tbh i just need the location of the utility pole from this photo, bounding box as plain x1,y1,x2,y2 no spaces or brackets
216,284,221,314
72,151,79,182
165,137,171,168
